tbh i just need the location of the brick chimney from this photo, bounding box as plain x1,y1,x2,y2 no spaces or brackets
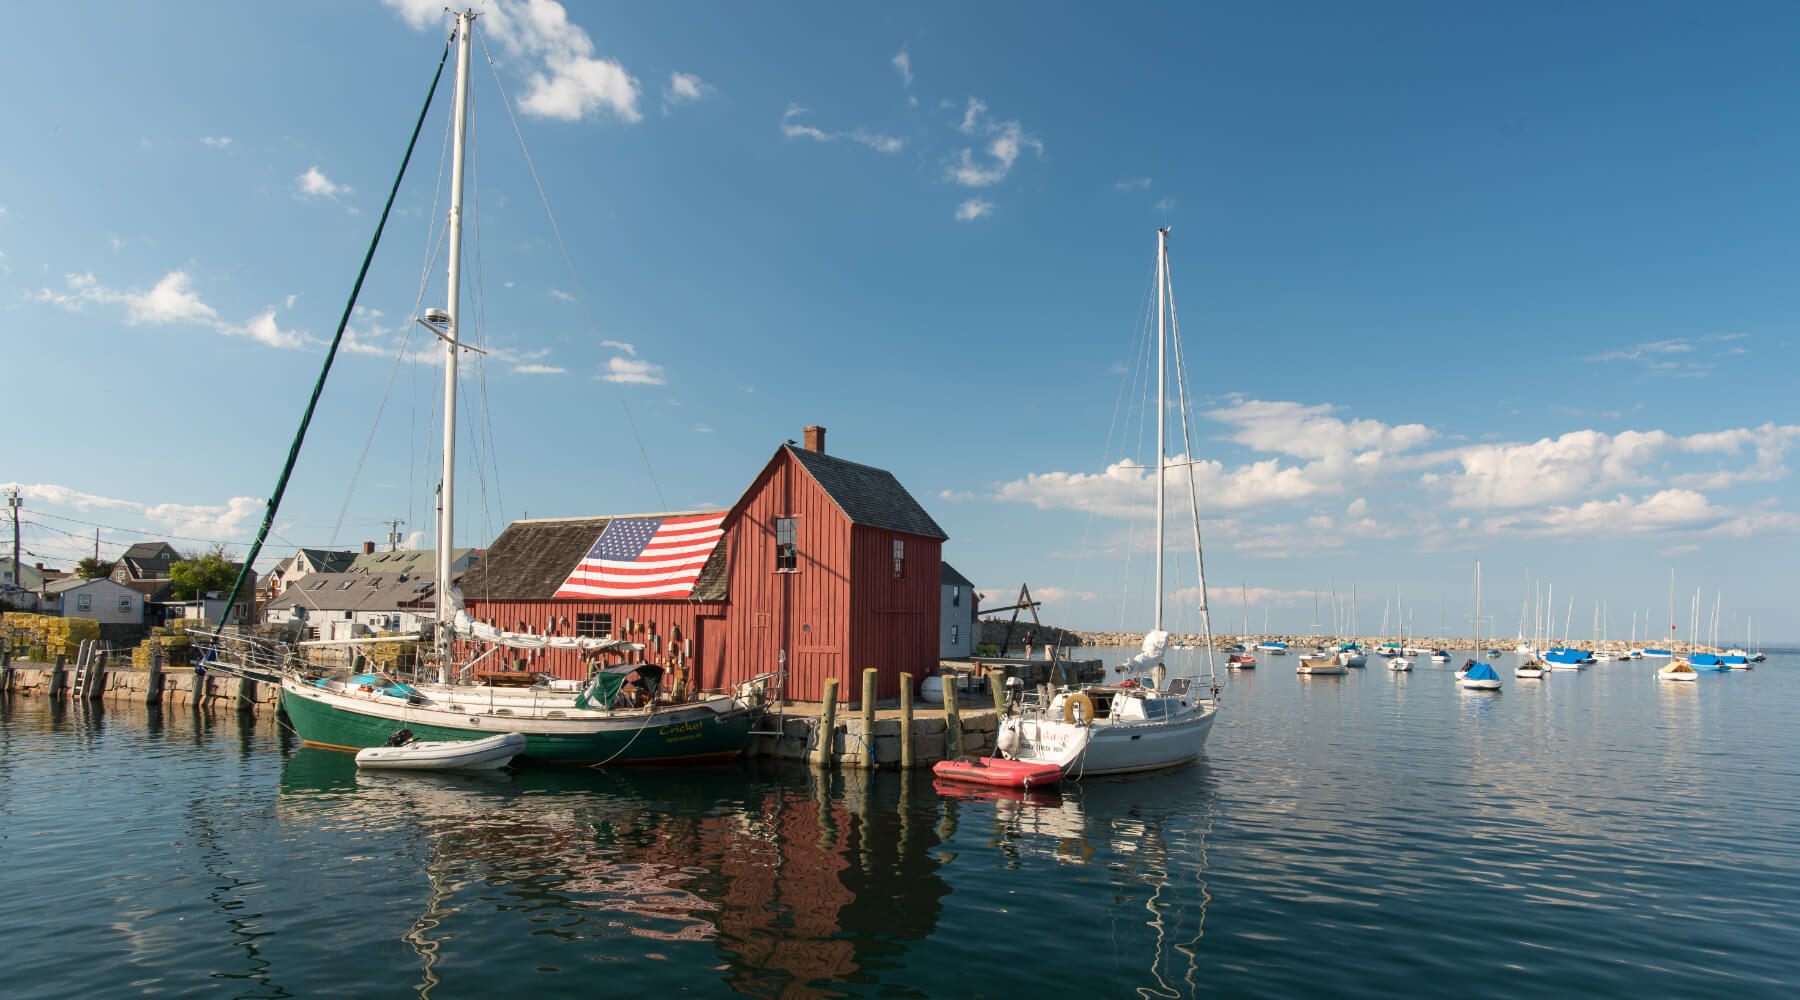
363,541,376,554
803,425,826,454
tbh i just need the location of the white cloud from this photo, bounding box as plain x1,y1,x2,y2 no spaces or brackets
1209,399,1434,461
285,293,299,309
229,308,306,350
600,339,636,355
892,47,913,87
549,288,575,301
512,363,566,374
599,356,665,384
946,98,1042,187
693,423,713,433
780,105,902,152
955,198,993,222
663,71,714,110
385,0,642,123
1586,338,1693,362
1482,489,1731,537
1155,197,1176,213
1116,177,1151,191
201,136,231,149
33,270,313,350
4,481,263,547
1346,497,1368,517
296,166,349,199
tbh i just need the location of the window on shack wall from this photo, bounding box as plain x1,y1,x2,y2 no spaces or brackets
576,613,612,638
893,540,905,579
775,518,797,571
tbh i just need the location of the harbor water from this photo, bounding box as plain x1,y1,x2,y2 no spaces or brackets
2,647,1796,997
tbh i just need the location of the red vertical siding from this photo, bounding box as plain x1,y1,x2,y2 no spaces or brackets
847,527,942,701
715,451,852,702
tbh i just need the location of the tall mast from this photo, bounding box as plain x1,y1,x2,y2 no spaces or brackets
437,11,475,659
1154,226,1168,633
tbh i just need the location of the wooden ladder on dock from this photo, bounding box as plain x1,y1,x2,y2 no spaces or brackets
70,640,107,699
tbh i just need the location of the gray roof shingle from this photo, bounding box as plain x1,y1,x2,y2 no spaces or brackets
940,562,973,588
785,445,947,540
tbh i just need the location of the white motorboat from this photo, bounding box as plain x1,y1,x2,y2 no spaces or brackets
355,730,527,771
1389,657,1413,672
1297,655,1349,676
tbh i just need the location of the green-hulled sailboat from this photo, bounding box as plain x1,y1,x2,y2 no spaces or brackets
254,10,765,764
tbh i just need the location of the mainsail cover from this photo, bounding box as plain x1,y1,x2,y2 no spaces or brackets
445,589,643,653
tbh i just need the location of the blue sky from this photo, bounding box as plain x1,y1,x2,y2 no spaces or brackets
4,2,1797,642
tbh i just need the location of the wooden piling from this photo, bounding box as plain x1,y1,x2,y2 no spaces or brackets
813,677,839,767
899,672,914,770
860,668,878,770
49,653,66,698
146,647,164,705
943,672,963,761
989,669,1006,717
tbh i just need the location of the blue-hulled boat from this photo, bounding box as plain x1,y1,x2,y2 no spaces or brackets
1643,648,1674,658
1684,654,1727,671
1545,648,1588,669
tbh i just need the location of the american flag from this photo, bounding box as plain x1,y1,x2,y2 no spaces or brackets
553,513,726,599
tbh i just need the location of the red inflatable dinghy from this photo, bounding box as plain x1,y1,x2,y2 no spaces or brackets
932,756,1062,789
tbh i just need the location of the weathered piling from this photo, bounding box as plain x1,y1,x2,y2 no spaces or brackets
899,672,914,770
860,668,877,770
48,654,67,698
988,669,1006,718
942,673,963,760
145,647,163,704
813,678,839,767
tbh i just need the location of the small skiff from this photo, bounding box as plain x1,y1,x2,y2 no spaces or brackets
355,731,527,771
1297,657,1348,676
932,756,1063,790
1227,653,1257,669
1516,661,1548,679
1389,657,1413,672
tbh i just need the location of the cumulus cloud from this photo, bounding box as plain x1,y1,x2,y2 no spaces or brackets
5,481,262,546
34,270,316,350
384,0,641,123
662,71,714,110
296,166,349,199
1209,399,1434,461
892,47,913,86
599,356,665,384
201,136,231,149
601,339,636,355
954,198,993,222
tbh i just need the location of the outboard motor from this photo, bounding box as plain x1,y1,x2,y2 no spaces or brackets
383,727,416,747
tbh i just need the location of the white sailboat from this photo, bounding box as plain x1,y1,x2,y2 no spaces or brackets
997,228,1219,777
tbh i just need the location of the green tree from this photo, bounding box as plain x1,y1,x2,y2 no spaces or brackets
169,545,237,600
75,556,113,579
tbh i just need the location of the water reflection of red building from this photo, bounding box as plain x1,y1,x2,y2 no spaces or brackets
279,757,949,997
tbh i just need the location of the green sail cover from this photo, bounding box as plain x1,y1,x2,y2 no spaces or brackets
574,673,626,710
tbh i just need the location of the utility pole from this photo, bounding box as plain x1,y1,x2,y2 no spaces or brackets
6,488,19,588
384,519,405,552
94,528,100,562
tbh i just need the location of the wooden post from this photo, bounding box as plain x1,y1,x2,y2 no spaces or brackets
146,646,164,704
49,653,66,698
942,672,963,761
988,669,1006,717
860,668,877,770
812,677,839,768
899,672,914,770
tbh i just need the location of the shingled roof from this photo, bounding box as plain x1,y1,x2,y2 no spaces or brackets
940,562,974,588
784,445,948,540
456,514,730,602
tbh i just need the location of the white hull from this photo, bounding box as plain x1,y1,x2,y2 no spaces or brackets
1460,677,1502,690
1548,663,1584,671
1000,697,1216,778
356,731,526,770
1389,658,1413,671
1658,667,1698,682
1340,653,1368,668
1515,668,1546,678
